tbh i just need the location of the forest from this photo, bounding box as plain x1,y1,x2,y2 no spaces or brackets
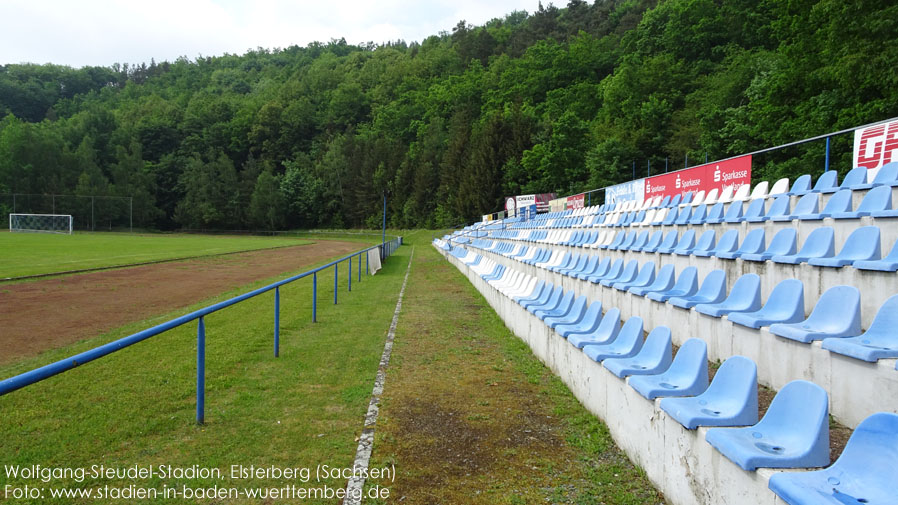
1,0,896,230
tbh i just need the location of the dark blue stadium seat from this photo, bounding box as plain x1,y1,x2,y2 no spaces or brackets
694,273,762,317
771,226,835,264
768,412,898,505
567,307,621,348
646,266,698,302
629,338,709,400
821,295,898,362
770,285,861,343
853,237,898,271
583,316,644,361
717,228,765,260
740,228,797,262
808,226,881,267
727,279,805,329
831,185,892,219
668,269,727,309
630,264,676,297
603,327,673,378
705,380,830,470
660,355,758,429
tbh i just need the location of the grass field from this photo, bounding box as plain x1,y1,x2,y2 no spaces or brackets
0,232,312,279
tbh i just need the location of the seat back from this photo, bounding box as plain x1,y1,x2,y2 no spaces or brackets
690,190,706,206
765,194,791,219
839,166,868,189
674,229,696,253
766,228,797,256
704,356,758,421
616,259,640,282
662,207,679,225
718,185,736,203
632,230,650,250
732,184,751,201
872,161,898,185
670,266,699,295
797,226,835,258
813,170,838,191
659,230,679,249
723,201,744,221
743,198,766,220
749,181,769,200
633,261,656,285
593,307,622,342
643,230,664,250
755,380,829,466
791,192,819,217
826,412,898,482
714,229,740,254
689,203,708,224
738,228,766,255
764,279,805,319
703,188,720,205
651,207,668,224
669,194,683,207
769,177,790,196
857,185,892,213
675,206,693,224
805,285,861,335
837,226,881,261
695,269,727,300
668,338,709,388
706,202,726,221
693,230,716,253
789,174,812,194
646,264,676,291
726,273,762,309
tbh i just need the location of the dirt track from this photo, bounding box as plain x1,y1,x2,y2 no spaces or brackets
0,240,361,365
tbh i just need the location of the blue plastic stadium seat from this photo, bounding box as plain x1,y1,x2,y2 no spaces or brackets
671,229,697,255
854,237,898,272
857,161,898,190
614,261,655,292
771,226,835,264
741,198,767,222
614,231,638,251
808,226,881,267
669,194,683,207
587,258,623,283
668,269,727,309
769,285,861,343
832,185,892,219
630,230,650,251
629,338,709,400
695,274,762,317
660,355,758,429
740,228,797,262
705,202,726,224
800,189,852,220
556,301,603,338
545,295,588,329
655,230,680,254
514,279,547,305
531,288,570,319
787,174,813,195
768,412,898,505
601,231,626,250
717,228,764,260
603,327,673,378
727,279,805,329
630,264,676,297
637,230,664,253
568,308,622,348
823,166,867,194
578,257,610,280
674,206,693,225
705,380,830,470
807,170,839,194
521,283,557,310
583,317,644,362
681,191,694,205
687,229,716,256
754,194,791,222
659,195,671,208
688,203,708,225
821,295,898,362
773,192,819,222
661,207,679,225
697,229,737,258
723,201,744,223
646,266,698,302
601,259,639,287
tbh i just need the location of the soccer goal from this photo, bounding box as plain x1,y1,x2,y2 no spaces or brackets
9,214,73,234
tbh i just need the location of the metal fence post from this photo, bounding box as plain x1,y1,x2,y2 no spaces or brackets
334,263,338,305
825,136,831,173
366,252,369,275
274,287,280,358
357,253,361,282
196,317,205,425
312,273,317,322
348,255,352,292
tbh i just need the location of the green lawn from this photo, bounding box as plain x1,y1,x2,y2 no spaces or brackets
0,232,311,279
0,242,410,504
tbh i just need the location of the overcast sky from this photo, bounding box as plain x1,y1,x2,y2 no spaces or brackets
0,0,541,68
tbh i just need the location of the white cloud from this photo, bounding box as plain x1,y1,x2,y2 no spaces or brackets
0,0,540,67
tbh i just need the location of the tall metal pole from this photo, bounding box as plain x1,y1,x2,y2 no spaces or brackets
825,137,831,173
685,153,688,168
196,317,206,425
647,160,651,177
665,157,668,172
274,287,280,358
313,273,317,322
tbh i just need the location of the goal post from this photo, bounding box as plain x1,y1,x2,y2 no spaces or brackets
9,214,73,234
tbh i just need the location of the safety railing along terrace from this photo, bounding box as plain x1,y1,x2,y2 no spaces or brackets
0,237,402,424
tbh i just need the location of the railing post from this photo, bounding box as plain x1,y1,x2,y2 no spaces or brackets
825,136,831,173
334,263,338,305
196,316,205,425
274,287,280,358
366,251,369,275
312,273,317,322
358,253,361,282
348,255,352,292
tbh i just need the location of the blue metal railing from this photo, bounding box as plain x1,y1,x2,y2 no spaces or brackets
0,237,402,424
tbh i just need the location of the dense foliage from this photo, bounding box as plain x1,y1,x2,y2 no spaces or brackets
1,0,896,230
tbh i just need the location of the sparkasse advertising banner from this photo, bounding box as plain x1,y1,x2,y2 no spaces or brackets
854,120,898,179
643,155,752,200
566,194,585,210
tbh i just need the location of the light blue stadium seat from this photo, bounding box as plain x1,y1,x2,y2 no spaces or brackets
613,261,655,291
646,266,699,302
636,230,664,252
520,283,557,310
773,192,818,222
768,412,898,505
660,355,758,429
655,230,680,254
601,230,626,250
629,338,709,400
603,327,673,378
612,231,635,250
854,237,898,272
854,161,898,190
787,174,813,195
727,279,805,329
661,207,679,225
560,254,590,277
587,258,623,283
583,316,644,362
659,195,671,207
717,228,764,260
548,252,575,272
669,194,683,207
705,380,830,470
689,229,717,256
531,288,570,318
808,226,881,267
832,185,892,219
800,189,852,220
806,170,839,195
769,285,861,343
698,229,739,258
741,198,767,222
601,259,640,287
674,206,693,225
545,295,588,329
771,226,835,264
705,202,726,224
740,228,797,262
723,200,744,223
695,274,762,317
823,166,867,194
630,230,650,251
556,301,603,338
577,256,608,280
821,295,898,362
514,279,547,305
630,264,676,296
568,307,622,348
671,229,697,255
751,194,790,222
681,191,694,205
651,209,667,225
689,203,708,225
668,269,727,309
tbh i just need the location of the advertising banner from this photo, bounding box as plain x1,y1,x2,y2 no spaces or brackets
643,155,752,200
566,194,585,210
606,179,645,205
504,196,516,217
854,120,898,179
549,197,567,212
534,193,556,213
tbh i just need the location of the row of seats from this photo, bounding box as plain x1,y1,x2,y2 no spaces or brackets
438,241,897,505
456,237,898,365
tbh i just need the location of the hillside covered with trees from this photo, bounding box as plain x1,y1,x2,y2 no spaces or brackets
1,0,896,230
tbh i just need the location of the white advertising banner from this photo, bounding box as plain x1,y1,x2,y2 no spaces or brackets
854,119,898,180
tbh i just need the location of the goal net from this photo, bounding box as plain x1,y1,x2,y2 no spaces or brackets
9,214,73,234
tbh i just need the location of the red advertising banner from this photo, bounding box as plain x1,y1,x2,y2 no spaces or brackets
643,155,752,200
566,193,585,210
854,120,898,170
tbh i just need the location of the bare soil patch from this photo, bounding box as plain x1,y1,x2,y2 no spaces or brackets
0,240,361,365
